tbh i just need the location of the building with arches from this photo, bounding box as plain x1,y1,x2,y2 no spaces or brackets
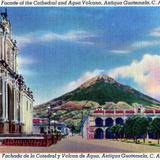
83,106,160,139
0,11,33,134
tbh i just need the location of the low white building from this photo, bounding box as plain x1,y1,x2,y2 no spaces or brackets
32,118,70,136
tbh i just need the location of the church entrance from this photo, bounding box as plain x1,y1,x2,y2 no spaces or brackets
8,84,14,133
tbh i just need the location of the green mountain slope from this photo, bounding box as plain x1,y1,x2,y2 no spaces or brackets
56,75,160,106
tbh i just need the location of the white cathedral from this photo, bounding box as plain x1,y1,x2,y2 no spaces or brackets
0,10,33,134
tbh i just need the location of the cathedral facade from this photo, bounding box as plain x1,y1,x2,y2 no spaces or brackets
0,11,33,134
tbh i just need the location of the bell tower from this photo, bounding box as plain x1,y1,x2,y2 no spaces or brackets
1,9,11,35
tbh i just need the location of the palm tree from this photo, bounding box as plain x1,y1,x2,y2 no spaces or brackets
149,118,160,144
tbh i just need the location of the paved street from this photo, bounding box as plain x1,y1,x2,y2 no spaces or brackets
0,136,160,153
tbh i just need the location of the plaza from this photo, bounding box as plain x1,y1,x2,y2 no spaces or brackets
0,135,160,152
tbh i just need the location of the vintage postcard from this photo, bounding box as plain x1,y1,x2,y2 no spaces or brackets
0,4,160,160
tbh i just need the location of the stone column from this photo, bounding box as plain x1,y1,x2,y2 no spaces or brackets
5,81,8,120
1,36,4,60
0,78,2,118
0,36,2,59
13,87,17,122
20,92,24,123
13,53,16,72
113,118,116,126
4,35,7,62
2,36,5,60
103,117,105,127
2,79,6,120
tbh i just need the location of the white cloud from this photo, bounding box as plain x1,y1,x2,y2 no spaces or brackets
41,31,94,42
109,54,160,99
150,27,160,37
110,49,131,54
15,31,96,48
17,56,36,65
110,40,160,55
110,26,160,55
14,34,37,48
17,56,37,76
66,69,104,92
131,40,160,49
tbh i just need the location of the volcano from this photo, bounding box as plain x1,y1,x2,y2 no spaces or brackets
54,75,160,106
34,75,160,132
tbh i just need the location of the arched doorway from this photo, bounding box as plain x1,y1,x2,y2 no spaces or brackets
95,117,103,127
94,128,104,139
105,118,113,127
115,118,124,125
105,128,113,139
8,84,14,133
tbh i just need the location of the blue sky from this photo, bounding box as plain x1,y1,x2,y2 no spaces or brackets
2,7,160,105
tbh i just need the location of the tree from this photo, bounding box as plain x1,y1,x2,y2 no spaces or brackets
149,118,160,144
111,124,122,139
124,117,135,140
124,116,148,143
119,126,125,139
132,117,149,143
71,125,75,136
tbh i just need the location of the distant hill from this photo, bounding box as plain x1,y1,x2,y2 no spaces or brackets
34,75,160,132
